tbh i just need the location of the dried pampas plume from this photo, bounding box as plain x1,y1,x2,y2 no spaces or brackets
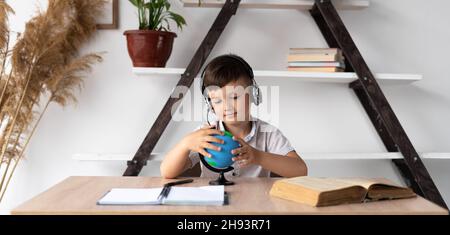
0,0,14,51
0,0,106,203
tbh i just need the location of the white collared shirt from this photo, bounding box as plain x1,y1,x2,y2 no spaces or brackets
188,118,296,178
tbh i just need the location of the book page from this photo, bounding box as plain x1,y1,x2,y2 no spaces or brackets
333,178,401,190
284,177,362,193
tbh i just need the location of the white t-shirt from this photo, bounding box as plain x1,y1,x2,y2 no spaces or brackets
188,118,296,178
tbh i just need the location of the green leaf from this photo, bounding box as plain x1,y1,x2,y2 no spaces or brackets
164,1,171,10
137,0,187,31
129,0,142,8
168,11,187,30
144,2,153,9
129,0,138,7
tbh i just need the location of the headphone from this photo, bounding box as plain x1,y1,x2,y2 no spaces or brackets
200,54,262,121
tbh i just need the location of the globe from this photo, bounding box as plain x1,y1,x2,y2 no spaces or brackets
199,130,240,185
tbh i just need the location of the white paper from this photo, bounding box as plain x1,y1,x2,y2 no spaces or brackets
97,188,163,205
97,186,224,206
163,186,225,205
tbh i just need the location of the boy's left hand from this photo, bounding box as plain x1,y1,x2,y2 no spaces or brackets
231,136,260,168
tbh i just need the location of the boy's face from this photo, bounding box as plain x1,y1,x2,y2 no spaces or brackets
207,77,252,123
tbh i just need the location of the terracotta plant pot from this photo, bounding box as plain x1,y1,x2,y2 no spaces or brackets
124,30,177,67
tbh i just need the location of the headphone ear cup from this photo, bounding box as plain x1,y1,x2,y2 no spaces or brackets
252,85,262,106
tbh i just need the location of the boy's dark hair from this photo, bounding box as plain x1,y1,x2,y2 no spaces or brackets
202,55,253,92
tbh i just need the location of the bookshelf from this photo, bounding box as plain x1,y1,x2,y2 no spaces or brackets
74,152,450,161
132,67,422,84
179,0,369,10
121,0,448,209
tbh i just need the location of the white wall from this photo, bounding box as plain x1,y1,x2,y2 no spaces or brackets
2,0,450,214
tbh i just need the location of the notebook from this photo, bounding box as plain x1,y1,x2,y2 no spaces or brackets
97,185,225,206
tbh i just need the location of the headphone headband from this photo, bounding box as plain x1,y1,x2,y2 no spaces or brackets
201,54,254,94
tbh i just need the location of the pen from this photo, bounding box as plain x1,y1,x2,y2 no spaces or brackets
157,179,194,201
164,178,194,187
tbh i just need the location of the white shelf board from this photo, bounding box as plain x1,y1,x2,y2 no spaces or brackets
72,153,161,161
133,67,186,75
73,152,450,162
132,67,422,84
179,0,369,10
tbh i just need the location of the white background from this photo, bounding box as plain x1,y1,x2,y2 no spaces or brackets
2,0,450,213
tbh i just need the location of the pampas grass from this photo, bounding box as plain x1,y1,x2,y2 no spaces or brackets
0,0,106,203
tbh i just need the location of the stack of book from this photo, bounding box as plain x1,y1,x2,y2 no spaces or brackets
287,48,345,72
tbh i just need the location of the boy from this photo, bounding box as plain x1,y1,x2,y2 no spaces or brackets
160,54,307,179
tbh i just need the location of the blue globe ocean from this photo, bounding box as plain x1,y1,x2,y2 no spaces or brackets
205,131,240,169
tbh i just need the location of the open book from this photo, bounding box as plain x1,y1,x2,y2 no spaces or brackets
97,185,225,206
270,177,416,207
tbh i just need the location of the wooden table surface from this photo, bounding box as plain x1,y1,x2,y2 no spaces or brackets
11,176,449,215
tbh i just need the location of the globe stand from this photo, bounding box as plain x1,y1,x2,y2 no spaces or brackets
209,171,234,186
200,154,235,186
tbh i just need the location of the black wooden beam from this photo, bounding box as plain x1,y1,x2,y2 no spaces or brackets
123,0,242,176
353,80,423,195
353,86,424,197
392,158,425,197
310,0,447,209
352,87,398,152
310,4,353,72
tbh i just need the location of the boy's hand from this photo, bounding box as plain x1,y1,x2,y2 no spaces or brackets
231,136,261,168
182,124,224,158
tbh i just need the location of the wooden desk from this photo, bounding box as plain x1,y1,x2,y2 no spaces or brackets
11,176,448,215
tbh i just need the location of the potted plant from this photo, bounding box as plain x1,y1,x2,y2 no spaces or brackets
125,0,186,67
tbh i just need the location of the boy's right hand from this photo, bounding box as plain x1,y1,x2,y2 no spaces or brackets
181,124,224,158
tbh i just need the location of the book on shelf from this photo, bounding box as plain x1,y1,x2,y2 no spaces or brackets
288,61,345,67
287,67,344,72
288,53,344,62
289,48,342,54
269,176,416,207
287,48,345,72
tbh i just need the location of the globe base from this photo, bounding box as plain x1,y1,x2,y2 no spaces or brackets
209,171,234,186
